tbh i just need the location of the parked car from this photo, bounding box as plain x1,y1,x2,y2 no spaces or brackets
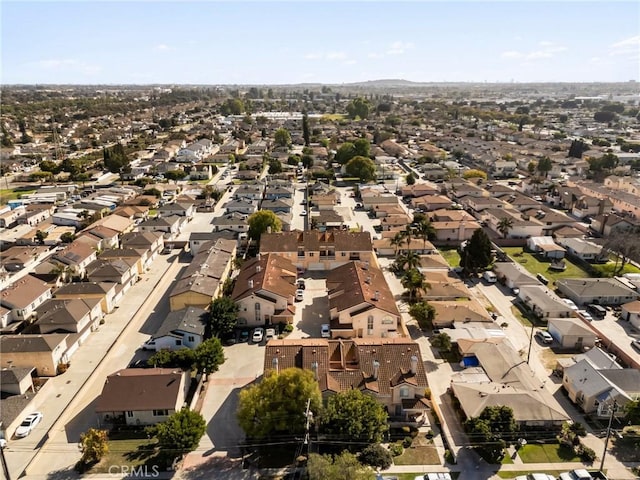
562,298,579,311
295,289,304,301
511,287,520,295
300,209,307,216
141,339,157,351
238,330,249,343
321,324,331,338
535,330,553,344
15,412,43,438
297,279,306,290
265,328,276,341
579,310,594,322
252,327,264,344
631,339,640,352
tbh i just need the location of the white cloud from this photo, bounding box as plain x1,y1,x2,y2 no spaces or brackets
304,53,322,60
367,52,383,59
27,58,101,75
326,51,347,60
343,60,357,65
539,40,553,47
154,44,174,52
304,51,348,61
609,35,640,56
527,51,553,59
501,51,523,59
387,41,414,56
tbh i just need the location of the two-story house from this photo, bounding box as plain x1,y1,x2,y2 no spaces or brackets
0,275,53,327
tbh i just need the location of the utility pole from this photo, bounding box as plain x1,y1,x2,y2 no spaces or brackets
526,322,535,364
0,444,11,480
600,399,617,473
303,397,312,454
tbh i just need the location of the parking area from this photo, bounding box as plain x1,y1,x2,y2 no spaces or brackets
583,309,640,366
287,275,330,339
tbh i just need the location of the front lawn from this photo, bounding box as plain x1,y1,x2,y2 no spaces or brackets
90,431,165,474
393,435,440,466
438,248,461,268
498,471,566,479
517,443,581,463
502,247,591,289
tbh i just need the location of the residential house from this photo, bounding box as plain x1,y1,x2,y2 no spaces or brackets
120,231,165,263
422,271,472,301
137,216,182,241
261,198,294,214
430,219,481,244
89,214,135,235
231,253,297,327
85,258,138,293
482,208,544,239
188,231,236,255
77,225,120,251
264,338,430,419
148,307,207,351
264,185,294,201
548,317,598,351
0,334,70,376
621,300,640,330
0,206,25,228
461,195,506,214
326,261,401,339
563,356,640,417
0,275,53,327
95,368,190,426
526,236,566,259
493,262,539,291
571,195,613,220
16,204,52,227
556,278,640,306
34,298,103,341
0,367,35,395
169,238,236,311
211,212,250,234
410,195,452,212
590,213,639,237
548,185,583,210
52,241,98,278
379,213,413,231
428,299,493,328
452,341,569,427
312,210,346,231
259,231,375,271
491,160,517,178
54,282,118,314
517,285,574,319
224,199,259,215
401,183,439,198
157,201,195,219
0,246,49,272
556,238,607,263
234,184,264,202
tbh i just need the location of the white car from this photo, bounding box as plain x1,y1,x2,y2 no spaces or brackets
15,412,43,438
300,210,307,216
579,310,594,322
265,328,276,341
252,328,264,343
321,324,331,338
295,289,304,301
562,298,579,311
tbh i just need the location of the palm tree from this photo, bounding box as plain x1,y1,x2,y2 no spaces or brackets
415,219,436,250
390,231,405,256
497,217,514,239
402,224,414,250
401,268,430,303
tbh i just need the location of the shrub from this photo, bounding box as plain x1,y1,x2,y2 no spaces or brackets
444,449,455,464
578,445,596,462
424,388,431,399
390,442,404,457
359,443,393,470
402,436,413,448
283,324,294,333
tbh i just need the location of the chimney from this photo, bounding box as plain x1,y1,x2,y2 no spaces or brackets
410,355,418,374
311,361,318,380
600,213,609,235
256,265,261,273
374,290,380,301
272,357,279,374
372,359,380,380
257,252,261,260
366,276,371,284
248,279,254,289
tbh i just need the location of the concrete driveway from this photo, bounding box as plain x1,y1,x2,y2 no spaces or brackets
287,276,329,339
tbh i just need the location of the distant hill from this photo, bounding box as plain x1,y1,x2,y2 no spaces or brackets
345,79,423,87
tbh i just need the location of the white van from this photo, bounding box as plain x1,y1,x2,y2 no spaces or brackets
483,271,497,283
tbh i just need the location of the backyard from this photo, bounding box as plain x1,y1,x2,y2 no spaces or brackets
0,187,37,204
502,247,591,289
438,248,461,268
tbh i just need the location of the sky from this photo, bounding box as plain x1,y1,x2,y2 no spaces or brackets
2,1,639,85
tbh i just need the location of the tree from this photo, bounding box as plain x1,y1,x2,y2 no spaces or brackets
406,172,416,185
401,268,428,302
237,367,322,439
30,171,53,183
208,296,239,336
220,98,245,115
605,230,640,275
60,232,75,243
335,142,357,165
359,443,393,470
268,158,283,174
345,156,376,183
462,169,488,180
321,389,388,444
307,452,374,480
165,169,187,183
465,416,505,464
147,348,195,370
353,138,371,158
409,301,437,330
460,228,493,276
39,160,60,173
415,218,436,248
302,113,310,146
537,156,553,178
35,230,48,245
527,161,537,175
274,128,291,148
150,408,206,454
346,97,371,120
79,428,109,465
390,231,405,256
594,111,616,123
1,122,13,147
103,143,130,174
624,398,640,425
194,337,225,375
497,217,514,239
247,210,282,242
431,332,451,352
301,154,314,169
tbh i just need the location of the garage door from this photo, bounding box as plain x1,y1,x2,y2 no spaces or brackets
307,263,324,271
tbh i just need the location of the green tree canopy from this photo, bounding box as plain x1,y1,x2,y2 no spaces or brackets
359,443,393,470
320,389,388,444
208,296,239,336
406,172,416,185
149,408,206,454
103,143,130,174
302,113,310,146
274,128,291,148
79,428,109,465
464,405,516,463
346,97,371,120
268,158,283,174
237,368,322,439
409,301,437,330
537,156,553,177
165,169,187,182
307,452,374,480
460,228,493,275
353,138,371,158
194,337,225,375
462,169,488,180
247,210,282,242
335,142,357,165
345,156,377,182
220,98,245,115
431,332,451,352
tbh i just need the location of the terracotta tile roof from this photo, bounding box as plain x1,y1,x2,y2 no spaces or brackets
231,253,297,301
264,338,428,397
259,231,373,254
326,261,400,318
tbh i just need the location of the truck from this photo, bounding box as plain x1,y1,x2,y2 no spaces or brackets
483,271,497,283
559,470,608,480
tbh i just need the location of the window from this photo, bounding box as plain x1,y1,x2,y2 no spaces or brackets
399,386,410,398
176,339,182,346
153,409,169,416
126,411,134,418
382,316,394,325
341,252,346,257
367,316,374,335
255,302,261,323
188,336,195,342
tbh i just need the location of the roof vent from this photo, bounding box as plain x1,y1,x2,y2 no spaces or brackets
374,290,380,301
372,359,380,380
363,261,369,270
366,276,371,284
248,279,254,289
256,265,262,273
